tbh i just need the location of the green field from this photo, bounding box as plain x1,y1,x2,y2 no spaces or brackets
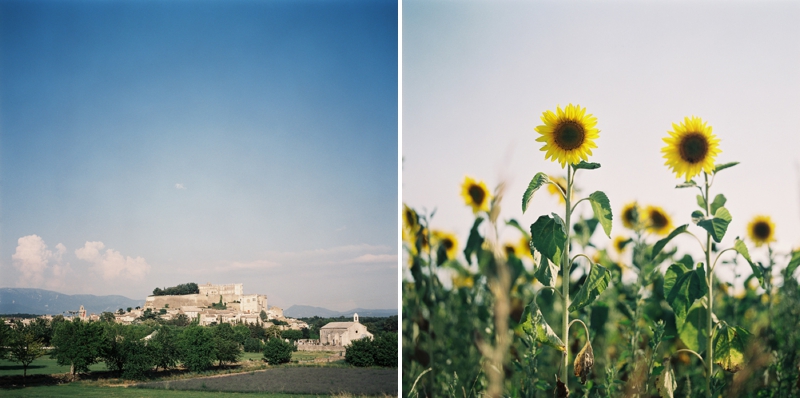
0,357,109,377
0,383,351,397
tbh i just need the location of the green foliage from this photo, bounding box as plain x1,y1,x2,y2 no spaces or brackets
712,162,739,174
345,338,375,367
713,323,749,373
521,299,564,351
281,329,303,341
697,207,731,243
244,337,264,353
211,295,227,310
7,322,46,379
152,282,199,296
573,161,601,170
259,310,268,322
663,263,707,322
150,326,181,371
262,338,293,365
734,238,764,288
373,332,398,367
212,323,242,366
588,191,613,238
652,225,689,259
51,319,105,375
522,172,550,213
180,325,216,372
677,297,713,353
530,213,567,268
568,263,610,312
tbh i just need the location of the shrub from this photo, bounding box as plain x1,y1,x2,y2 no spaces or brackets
263,338,293,365
373,332,397,367
345,337,375,367
244,337,264,353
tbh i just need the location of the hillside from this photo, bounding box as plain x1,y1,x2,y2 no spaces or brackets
0,288,144,315
284,304,397,318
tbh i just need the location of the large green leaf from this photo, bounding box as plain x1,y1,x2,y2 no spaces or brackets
569,264,610,312
678,297,716,353
664,263,707,322
520,299,565,351
588,191,613,238
675,180,697,189
786,250,800,277
462,217,485,265
573,161,601,170
710,194,727,214
652,225,689,260
534,258,559,289
691,210,705,224
734,238,764,288
522,172,550,214
713,162,739,174
697,207,732,243
714,324,750,373
530,213,567,267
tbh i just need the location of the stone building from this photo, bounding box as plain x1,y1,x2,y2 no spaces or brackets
319,313,373,346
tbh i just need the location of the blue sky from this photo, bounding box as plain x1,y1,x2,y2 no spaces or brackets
403,1,800,288
1,0,398,311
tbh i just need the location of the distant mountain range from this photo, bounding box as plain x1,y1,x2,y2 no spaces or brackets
284,305,397,318
0,288,144,315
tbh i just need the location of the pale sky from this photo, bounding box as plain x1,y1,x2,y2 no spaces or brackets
403,1,800,287
1,0,398,312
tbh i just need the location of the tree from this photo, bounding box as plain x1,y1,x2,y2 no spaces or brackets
264,325,282,339
345,337,376,367
244,337,264,353
263,338,293,365
211,295,227,310
126,307,132,313
212,323,242,366
159,308,167,315
28,317,53,347
101,312,116,323
51,319,104,379
180,326,215,372
117,308,125,315
167,313,190,327
138,308,158,321
232,324,250,345
119,334,154,380
281,329,303,342
259,310,268,322
150,326,181,371
0,319,11,359
373,332,397,367
8,322,46,383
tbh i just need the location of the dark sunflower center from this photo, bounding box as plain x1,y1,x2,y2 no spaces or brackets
616,240,626,251
650,210,668,229
468,185,486,206
678,133,709,164
624,208,637,224
505,245,516,257
753,222,771,240
405,209,417,228
553,121,586,150
442,238,453,250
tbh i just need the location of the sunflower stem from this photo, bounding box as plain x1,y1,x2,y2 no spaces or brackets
562,165,573,386
704,172,713,398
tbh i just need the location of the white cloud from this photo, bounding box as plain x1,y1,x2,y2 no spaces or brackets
216,260,281,272
11,235,70,288
75,241,151,281
175,183,186,190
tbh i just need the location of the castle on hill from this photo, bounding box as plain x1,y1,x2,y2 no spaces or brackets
144,282,268,315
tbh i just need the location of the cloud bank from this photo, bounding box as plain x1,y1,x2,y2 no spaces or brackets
11,235,70,288
75,241,151,281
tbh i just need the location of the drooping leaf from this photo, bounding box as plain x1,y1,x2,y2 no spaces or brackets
734,238,764,288
462,217,485,265
520,299,565,351
710,194,727,214
655,358,677,398
555,377,569,398
569,264,610,312
675,180,697,189
664,263,707,322
786,250,800,277
573,161,601,170
697,207,732,243
574,341,594,384
534,258,559,289
678,297,716,353
652,225,689,260
522,172,550,214
691,211,705,224
714,324,750,373
713,162,739,174
530,213,567,267
589,191,613,238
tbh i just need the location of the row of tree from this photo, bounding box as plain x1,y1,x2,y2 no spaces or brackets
151,282,199,296
345,332,398,368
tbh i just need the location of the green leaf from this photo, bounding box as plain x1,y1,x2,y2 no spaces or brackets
697,207,732,243
569,264,610,312
714,324,750,373
786,250,800,277
675,180,697,189
652,225,689,260
696,195,706,211
690,211,704,224
462,217,485,265
713,162,739,174
520,299,565,351
505,219,530,239
678,297,716,353
656,358,677,398
710,194,727,214
522,172,550,214
530,214,567,268
664,263,707,322
572,161,601,170
733,238,764,288
534,258,559,289
588,191,613,238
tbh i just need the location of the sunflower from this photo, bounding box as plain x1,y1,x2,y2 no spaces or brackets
452,274,474,289
461,176,491,214
432,230,459,260
535,104,599,167
747,215,776,247
612,235,629,254
546,175,571,204
516,236,534,260
644,205,673,236
661,116,721,181
620,202,641,230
